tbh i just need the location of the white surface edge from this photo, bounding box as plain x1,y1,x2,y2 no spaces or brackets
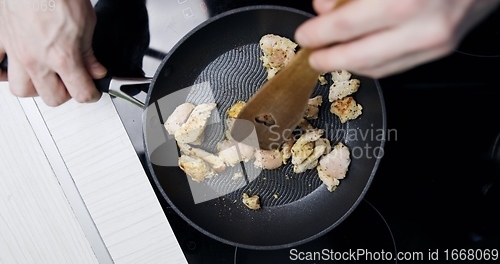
18,97,115,264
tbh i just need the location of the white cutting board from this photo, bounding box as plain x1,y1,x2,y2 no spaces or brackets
0,83,187,264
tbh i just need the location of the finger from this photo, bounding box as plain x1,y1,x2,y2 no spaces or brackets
352,44,452,78
31,71,71,107
313,0,338,15
79,4,106,81
313,0,353,15
54,50,102,103
0,45,6,81
296,0,413,48
82,48,107,79
308,22,452,74
7,56,38,97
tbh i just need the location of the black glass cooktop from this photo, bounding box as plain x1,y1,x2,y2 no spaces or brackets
92,1,500,263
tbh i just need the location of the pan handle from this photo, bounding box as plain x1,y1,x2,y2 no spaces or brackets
97,75,151,108
0,56,150,108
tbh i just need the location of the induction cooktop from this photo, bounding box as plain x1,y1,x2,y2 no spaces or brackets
92,1,500,263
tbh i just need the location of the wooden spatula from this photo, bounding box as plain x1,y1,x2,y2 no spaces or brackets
231,0,350,150
231,48,319,150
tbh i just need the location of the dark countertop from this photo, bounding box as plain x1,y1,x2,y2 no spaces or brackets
92,1,500,262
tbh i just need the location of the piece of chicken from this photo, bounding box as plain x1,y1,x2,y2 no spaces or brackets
304,95,323,120
294,144,326,173
226,101,246,118
330,96,363,123
259,34,297,80
329,79,360,102
293,137,330,173
319,142,350,180
217,139,255,167
280,137,295,164
315,138,331,155
291,129,324,165
219,102,256,166
175,103,217,144
331,70,352,82
254,149,283,170
317,165,340,192
224,117,236,140
318,73,328,85
164,102,196,135
179,154,215,183
178,143,226,172
317,142,351,191
242,193,261,210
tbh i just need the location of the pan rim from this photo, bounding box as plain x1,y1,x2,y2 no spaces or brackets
142,5,388,250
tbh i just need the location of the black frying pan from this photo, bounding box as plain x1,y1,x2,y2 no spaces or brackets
143,5,386,250
0,5,386,250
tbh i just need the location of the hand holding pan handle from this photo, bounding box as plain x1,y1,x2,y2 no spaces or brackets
0,56,151,108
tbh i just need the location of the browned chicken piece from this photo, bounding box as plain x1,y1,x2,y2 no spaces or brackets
291,129,324,165
329,79,360,102
226,101,246,118
175,103,217,144
219,100,256,166
330,96,363,123
178,143,226,172
294,144,325,173
179,154,215,183
242,193,261,210
280,137,295,164
318,73,328,85
224,117,236,140
317,165,340,192
303,95,323,120
259,34,298,80
331,70,352,82
254,149,283,170
315,138,332,155
292,141,314,165
164,102,196,135
293,137,331,173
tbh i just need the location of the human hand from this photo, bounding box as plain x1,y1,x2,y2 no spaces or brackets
0,0,107,106
295,0,500,78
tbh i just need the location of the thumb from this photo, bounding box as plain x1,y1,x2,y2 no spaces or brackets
82,48,107,79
